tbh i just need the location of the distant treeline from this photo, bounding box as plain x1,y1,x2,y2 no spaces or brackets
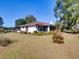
3,27,15,30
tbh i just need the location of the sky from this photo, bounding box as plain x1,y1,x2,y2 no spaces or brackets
0,0,56,27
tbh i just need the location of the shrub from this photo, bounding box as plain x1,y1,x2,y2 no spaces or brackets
33,31,53,36
52,30,64,44
27,32,31,34
0,37,15,46
36,32,44,35
72,26,79,33
6,30,14,33
0,29,6,33
47,31,53,35
33,31,38,33
33,32,44,36
20,31,27,34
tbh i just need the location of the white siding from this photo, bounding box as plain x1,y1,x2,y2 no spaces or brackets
28,26,38,33
16,25,50,33
47,26,50,32
16,29,21,33
20,27,27,32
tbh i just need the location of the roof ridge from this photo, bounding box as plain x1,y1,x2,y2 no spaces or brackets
16,21,50,27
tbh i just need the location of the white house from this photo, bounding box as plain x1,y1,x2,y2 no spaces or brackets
16,22,56,33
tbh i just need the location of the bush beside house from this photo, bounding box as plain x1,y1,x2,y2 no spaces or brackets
33,31,53,36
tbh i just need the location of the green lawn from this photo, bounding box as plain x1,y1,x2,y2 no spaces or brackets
0,33,79,59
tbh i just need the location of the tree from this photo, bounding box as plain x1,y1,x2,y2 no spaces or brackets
54,0,79,31
0,17,4,27
25,15,36,24
15,15,37,26
15,18,26,26
55,20,62,29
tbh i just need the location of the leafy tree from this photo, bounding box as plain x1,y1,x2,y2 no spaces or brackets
25,15,36,24
15,18,26,26
0,17,4,27
55,20,62,29
76,18,79,24
15,15,37,26
3,27,15,30
54,0,79,31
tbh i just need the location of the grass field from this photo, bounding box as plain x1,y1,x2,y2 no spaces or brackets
0,32,79,59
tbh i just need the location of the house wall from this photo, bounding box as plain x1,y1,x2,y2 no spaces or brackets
28,26,38,33
16,27,21,33
16,29,20,32
16,25,51,33
20,27,27,32
47,26,50,32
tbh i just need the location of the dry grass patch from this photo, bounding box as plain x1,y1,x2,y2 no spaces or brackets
52,30,64,44
0,33,78,59
0,36,16,47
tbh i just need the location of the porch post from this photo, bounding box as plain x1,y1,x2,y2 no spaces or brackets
42,26,43,31
36,26,39,32
47,25,50,32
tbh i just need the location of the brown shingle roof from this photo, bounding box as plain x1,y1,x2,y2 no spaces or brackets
17,22,50,27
